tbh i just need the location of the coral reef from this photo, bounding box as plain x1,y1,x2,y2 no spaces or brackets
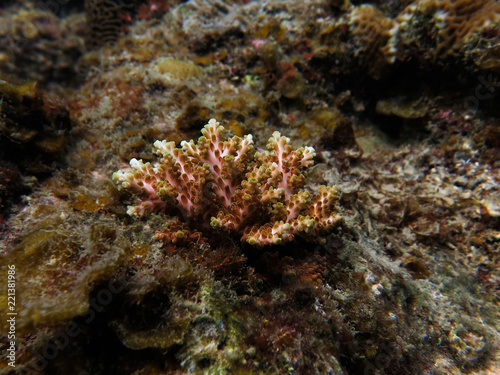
0,76,72,218
113,119,340,246
84,0,140,49
84,0,178,49
418,0,500,57
0,217,127,332
344,0,500,76
0,2,85,85
0,78,71,169
349,4,397,78
0,0,499,374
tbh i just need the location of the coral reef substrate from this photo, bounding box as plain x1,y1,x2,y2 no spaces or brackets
0,0,499,374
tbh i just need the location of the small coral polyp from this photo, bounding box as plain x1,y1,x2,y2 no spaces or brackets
113,119,340,246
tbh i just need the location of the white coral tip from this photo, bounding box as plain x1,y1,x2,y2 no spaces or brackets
126,205,140,216
130,158,142,169
154,140,175,156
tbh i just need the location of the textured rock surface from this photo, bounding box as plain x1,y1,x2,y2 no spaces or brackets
0,0,498,374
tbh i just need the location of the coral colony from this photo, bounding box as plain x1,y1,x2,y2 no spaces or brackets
113,119,340,246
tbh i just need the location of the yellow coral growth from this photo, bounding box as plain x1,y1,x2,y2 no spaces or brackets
156,58,204,80
406,0,500,57
349,5,398,78
348,0,500,73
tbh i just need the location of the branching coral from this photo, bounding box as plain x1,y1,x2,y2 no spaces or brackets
113,119,341,247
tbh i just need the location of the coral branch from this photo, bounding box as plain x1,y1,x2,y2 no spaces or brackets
113,119,341,246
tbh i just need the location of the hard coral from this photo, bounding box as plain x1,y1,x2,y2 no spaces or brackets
113,119,341,247
346,0,500,75
417,0,500,57
349,4,398,78
84,0,139,49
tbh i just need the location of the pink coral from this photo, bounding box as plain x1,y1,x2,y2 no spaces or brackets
113,119,340,246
